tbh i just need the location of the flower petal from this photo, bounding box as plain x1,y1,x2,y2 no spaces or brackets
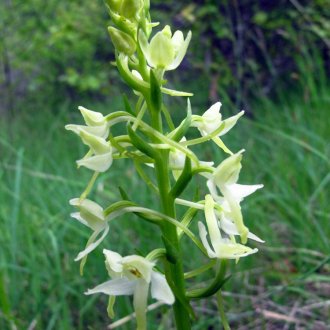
219,111,244,136
79,130,111,154
150,271,175,305
74,225,109,261
85,277,136,296
227,183,264,201
219,214,264,243
79,106,105,126
70,198,105,231
103,249,123,275
204,195,222,244
213,150,244,187
167,31,192,70
70,212,89,227
77,152,113,172
138,30,153,66
198,221,216,258
65,124,109,138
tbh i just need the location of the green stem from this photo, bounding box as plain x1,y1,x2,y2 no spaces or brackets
217,290,231,330
155,153,191,329
147,94,192,329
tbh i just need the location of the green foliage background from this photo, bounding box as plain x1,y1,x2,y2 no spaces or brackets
1,0,329,111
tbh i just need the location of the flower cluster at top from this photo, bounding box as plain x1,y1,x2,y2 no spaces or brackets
65,0,264,328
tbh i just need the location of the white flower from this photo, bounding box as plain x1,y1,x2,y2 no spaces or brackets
66,106,109,138
190,101,244,154
207,150,263,243
66,107,113,172
198,195,258,259
193,102,244,137
66,127,113,172
139,25,191,71
70,198,109,261
85,249,174,329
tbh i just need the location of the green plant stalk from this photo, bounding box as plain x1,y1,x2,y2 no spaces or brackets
148,97,192,329
155,152,192,329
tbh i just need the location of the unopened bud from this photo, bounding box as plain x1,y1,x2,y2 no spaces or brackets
105,0,121,12
120,0,142,19
108,27,136,55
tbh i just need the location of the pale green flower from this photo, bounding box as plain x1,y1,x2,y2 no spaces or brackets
66,127,113,172
66,106,109,138
207,151,263,243
198,195,258,259
70,198,109,261
86,249,174,330
193,102,244,137
139,25,191,70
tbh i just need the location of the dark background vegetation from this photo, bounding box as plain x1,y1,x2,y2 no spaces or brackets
1,0,329,329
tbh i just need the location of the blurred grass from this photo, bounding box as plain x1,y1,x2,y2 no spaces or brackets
0,80,329,329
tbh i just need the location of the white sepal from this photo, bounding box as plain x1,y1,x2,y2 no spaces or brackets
150,271,175,304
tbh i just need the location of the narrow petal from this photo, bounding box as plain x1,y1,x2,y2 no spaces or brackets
70,212,89,228
222,187,249,244
198,221,216,258
85,277,136,296
133,280,149,330
65,124,109,138
219,111,244,136
204,195,222,244
167,31,192,70
150,271,175,304
220,214,264,243
171,30,184,53
227,183,264,201
77,152,113,172
75,225,109,261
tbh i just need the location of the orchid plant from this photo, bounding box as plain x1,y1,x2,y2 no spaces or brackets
65,0,264,329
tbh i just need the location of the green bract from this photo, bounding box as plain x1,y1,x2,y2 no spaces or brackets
108,27,136,56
